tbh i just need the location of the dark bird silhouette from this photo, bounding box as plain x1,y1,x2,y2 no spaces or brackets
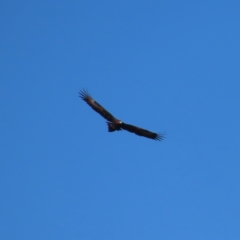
79,89,164,141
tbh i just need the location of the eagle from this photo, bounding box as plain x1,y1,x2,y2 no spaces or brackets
79,89,164,141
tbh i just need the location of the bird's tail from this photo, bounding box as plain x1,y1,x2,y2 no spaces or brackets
107,122,115,132
106,122,122,132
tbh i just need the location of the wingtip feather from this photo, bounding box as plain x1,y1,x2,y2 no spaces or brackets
155,133,165,141
79,88,91,100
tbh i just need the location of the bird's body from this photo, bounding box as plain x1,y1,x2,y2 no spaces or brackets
107,120,122,132
79,89,164,141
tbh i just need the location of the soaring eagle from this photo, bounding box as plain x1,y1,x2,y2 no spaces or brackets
79,89,164,141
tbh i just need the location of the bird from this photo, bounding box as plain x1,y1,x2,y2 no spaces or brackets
79,89,164,141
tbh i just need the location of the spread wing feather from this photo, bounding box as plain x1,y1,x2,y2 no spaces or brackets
79,89,115,122
121,122,164,141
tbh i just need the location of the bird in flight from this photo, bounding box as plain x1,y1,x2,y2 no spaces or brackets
79,89,164,141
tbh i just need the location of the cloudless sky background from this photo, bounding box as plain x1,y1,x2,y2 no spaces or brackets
1,1,239,239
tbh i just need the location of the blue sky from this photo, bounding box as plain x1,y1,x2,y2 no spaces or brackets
1,1,239,239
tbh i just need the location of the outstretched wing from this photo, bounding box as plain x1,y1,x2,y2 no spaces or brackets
121,122,164,141
79,89,115,122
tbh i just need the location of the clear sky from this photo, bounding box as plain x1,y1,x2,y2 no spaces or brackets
1,1,239,239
